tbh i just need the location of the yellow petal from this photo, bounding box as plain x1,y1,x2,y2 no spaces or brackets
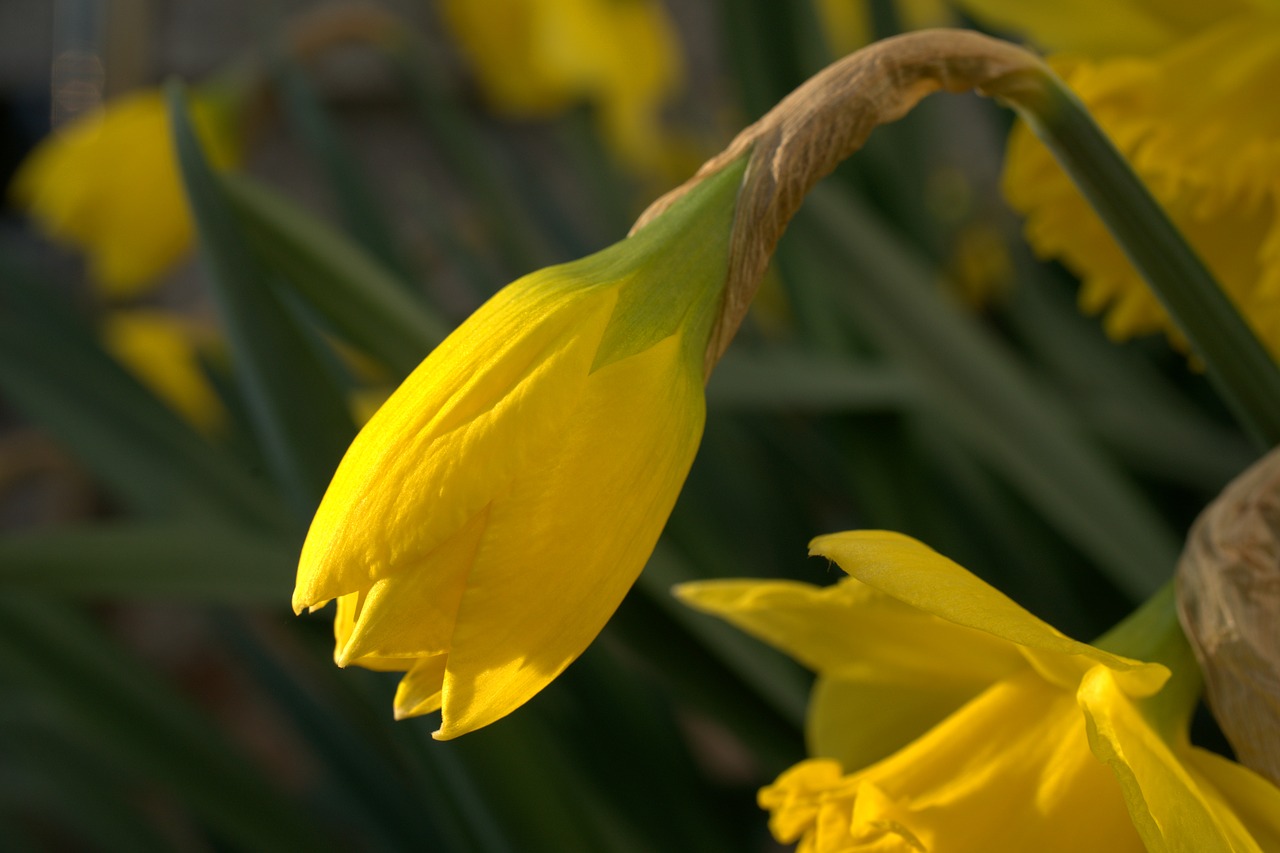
955,0,1251,56
762,670,1144,851
808,671,1009,774
435,332,704,739
100,309,224,433
11,89,239,296
392,654,450,720
674,576,1020,678
293,282,617,612
439,0,681,173
1078,665,1255,852
331,592,411,672
1002,17,1280,361
757,759,849,845
675,576,1024,767
1183,748,1280,852
809,531,1167,693
336,505,491,665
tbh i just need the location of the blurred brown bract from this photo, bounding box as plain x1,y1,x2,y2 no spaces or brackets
1178,447,1280,786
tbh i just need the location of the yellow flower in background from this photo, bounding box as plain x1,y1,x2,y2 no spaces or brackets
293,159,745,739
677,531,1280,852
439,0,682,174
962,1,1280,359
12,88,242,298
101,309,225,434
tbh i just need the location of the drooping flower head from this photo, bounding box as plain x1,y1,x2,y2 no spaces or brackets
961,1,1280,360
677,531,1280,851
294,158,746,739
11,87,243,297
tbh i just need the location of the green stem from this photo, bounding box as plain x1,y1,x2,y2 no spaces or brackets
1005,71,1280,449
1093,582,1203,738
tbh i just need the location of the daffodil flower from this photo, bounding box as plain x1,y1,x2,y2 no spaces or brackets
293,158,745,739
958,1,1280,360
12,88,241,297
677,531,1280,851
439,0,682,174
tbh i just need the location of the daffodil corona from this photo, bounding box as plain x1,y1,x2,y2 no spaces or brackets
294,159,745,739
965,2,1280,359
678,531,1280,852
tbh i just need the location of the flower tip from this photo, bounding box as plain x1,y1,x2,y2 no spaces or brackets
807,533,835,558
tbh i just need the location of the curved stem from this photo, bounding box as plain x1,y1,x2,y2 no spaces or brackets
639,29,1280,447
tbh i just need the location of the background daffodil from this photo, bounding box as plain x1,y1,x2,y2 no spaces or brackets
294,159,745,739
678,531,1280,852
12,88,242,298
100,309,225,434
439,0,683,174
963,1,1280,360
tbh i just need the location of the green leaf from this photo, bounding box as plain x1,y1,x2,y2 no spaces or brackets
0,260,288,529
0,597,333,850
708,347,914,410
381,29,554,272
1015,74,1280,448
0,523,294,601
1002,266,1255,490
271,54,415,284
803,188,1182,598
219,174,446,377
168,81,356,517
0,705,178,852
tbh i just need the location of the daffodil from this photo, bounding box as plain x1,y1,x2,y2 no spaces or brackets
439,0,682,174
958,2,1280,360
101,309,225,433
12,88,242,298
293,158,745,739
677,531,1280,851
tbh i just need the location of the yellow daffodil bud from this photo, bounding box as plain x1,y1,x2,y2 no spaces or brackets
293,158,746,739
12,88,242,297
678,532,1280,851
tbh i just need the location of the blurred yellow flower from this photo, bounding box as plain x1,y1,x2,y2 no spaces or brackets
439,0,682,173
101,309,225,434
965,2,1280,359
293,158,745,739
678,531,1280,852
12,88,242,298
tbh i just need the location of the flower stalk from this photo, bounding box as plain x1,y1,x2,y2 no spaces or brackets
642,29,1280,445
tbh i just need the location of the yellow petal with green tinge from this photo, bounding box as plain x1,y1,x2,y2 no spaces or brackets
809,531,1167,693
1078,665,1260,852
437,332,704,738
